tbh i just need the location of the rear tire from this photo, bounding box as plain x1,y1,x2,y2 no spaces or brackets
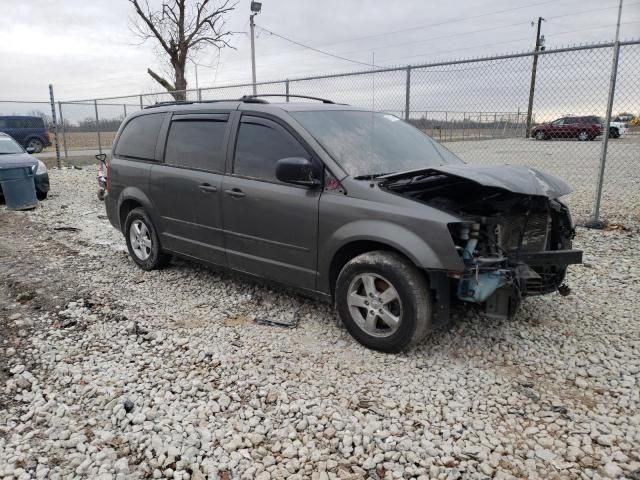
535,131,546,141
335,251,432,353
609,127,620,139
578,130,590,141
26,138,44,153
124,207,169,270
36,191,48,200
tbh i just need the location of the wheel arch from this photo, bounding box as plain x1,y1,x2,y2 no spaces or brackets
320,220,449,295
117,187,155,232
23,135,45,147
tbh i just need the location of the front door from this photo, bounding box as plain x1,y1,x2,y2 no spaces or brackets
221,115,320,291
149,113,230,266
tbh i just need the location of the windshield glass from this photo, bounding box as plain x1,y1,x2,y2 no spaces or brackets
291,110,463,177
0,136,24,155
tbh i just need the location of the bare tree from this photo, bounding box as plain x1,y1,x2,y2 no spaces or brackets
130,0,235,100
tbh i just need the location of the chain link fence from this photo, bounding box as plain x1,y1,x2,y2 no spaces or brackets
1,40,638,224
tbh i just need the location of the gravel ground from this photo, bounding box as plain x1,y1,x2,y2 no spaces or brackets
1,168,639,480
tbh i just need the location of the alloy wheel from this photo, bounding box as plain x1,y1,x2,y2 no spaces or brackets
346,273,403,338
129,219,152,261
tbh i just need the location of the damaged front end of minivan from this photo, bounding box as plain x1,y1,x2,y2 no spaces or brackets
381,164,583,320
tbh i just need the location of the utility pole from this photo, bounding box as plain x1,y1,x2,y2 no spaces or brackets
525,17,545,138
249,2,262,95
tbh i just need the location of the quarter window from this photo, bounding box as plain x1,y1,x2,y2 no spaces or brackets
115,113,164,160
164,119,227,172
234,118,309,182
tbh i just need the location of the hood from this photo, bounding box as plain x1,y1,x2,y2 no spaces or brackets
381,164,572,199
0,152,37,169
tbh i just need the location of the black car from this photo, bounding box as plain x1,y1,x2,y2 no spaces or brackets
0,116,51,153
103,95,581,353
0,133,50,200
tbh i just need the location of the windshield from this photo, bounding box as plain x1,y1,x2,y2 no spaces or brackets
0,136,24,155
291,110,463,177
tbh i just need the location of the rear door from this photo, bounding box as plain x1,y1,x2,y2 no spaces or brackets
563,117,580,138
221,113,321,290
149,113,230,266
3,118,24,144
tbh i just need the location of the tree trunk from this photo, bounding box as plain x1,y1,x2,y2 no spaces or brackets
174,66,187,101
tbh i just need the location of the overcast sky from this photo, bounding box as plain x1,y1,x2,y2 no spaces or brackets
0,0,638,102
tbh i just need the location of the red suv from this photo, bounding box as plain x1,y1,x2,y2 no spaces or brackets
531,116,602,141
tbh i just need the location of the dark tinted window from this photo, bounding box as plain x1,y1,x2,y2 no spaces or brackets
165,119,227,172
115,113,164,160
0,119,7,128
234,118,308,182
564,117,577,124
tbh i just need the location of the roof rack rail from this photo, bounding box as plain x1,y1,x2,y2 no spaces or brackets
143,99,240,109
142,94,337,109
240,94,335,104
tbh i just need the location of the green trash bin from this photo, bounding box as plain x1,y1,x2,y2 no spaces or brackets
0,165,38,210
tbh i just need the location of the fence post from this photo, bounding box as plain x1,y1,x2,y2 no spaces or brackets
123,104,127,118
404,66,411,121
198,88,202,101
57,102,68,165
94,99,102,155
48,84,61,168
139,95,143,109
285,79,290,102
587,0,623,228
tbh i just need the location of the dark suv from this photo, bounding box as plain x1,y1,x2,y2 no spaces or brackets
104,95,582,352
531,116,602,141
0,116,51,153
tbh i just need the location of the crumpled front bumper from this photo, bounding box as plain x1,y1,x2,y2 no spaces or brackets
457,248,583,319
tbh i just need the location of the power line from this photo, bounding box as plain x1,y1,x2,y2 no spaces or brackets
256,25,376,68
372,21,640,65
297,0,572,48
249,1,633,71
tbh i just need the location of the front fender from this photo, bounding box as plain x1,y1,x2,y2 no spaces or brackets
318,219,463,293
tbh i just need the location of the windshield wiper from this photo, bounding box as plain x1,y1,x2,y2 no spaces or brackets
353,172,394,180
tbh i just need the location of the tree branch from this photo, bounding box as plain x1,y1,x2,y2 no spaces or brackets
147,68,176,92
129,0,173,56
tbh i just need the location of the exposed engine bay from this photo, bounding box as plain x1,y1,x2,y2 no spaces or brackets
381,165,583,320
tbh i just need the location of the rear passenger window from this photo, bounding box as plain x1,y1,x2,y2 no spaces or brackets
164,120,227,172
234,118,308,182
115,113,164,160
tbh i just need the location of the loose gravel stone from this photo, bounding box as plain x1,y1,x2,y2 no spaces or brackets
0,167,638,479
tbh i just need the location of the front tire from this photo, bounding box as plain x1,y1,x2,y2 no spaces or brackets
578,130,590,141
124,207,169,270
609,127,620,139
36,191,48,200
335,251,432,353
535,131,546,141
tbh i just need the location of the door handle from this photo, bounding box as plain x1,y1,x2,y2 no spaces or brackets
199,183,218,193
224,188,246,198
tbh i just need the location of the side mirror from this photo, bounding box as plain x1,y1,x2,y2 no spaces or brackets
26,147,36,154
275,157,320,187
95,153,107,164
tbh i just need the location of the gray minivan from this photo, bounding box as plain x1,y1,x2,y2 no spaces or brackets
104,95,581,352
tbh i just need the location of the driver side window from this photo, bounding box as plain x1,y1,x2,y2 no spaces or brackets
552,118,564,125
234,117,310,183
